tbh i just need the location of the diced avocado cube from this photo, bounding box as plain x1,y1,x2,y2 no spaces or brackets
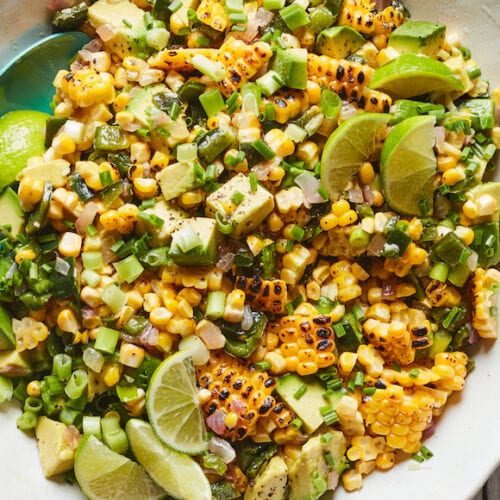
0,187,24,235
156,161,203,201
88,0,167,59
126,84,170,128
275,373,343,433
388,21,446,58
0,304,15,351
205,173,274,239
169,217,220,266
0,349,31,378
16,159,70,189
459,98,495,130
135,199,187,246
35,416,75,478
244,456,288,500
272,48,308,90
316,26,365,60
288,432,347,500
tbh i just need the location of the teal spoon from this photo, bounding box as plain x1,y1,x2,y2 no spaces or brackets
0,31,91,115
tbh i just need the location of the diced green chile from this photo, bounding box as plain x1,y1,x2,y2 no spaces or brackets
470,222,500,267
69,173,94,202
221,311,267,358
26,182,52,235
196,127,234,164
52,2,88,31
45,117,68,148
430,232,472,267
94,125,128,151
235,440,278,479
177,80,207,102
210,479,240,500
50,257,79,302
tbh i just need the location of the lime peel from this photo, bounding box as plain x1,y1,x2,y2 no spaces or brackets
146,350,208,455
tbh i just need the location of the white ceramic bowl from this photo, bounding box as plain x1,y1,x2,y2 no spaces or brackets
0,1,498,499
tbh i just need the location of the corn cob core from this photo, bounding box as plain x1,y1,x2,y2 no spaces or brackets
267,313,337,376
195,350,293,440
234,276,288,315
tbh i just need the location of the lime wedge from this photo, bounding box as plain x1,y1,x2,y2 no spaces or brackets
0,110,49,191
126,419,211,500
320,112,390,199
369,53,464,98
146,350,208,455
74,435,165,500
465,182,500,208
380,115,437,216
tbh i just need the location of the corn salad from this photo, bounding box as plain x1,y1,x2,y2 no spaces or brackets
1,0,500,498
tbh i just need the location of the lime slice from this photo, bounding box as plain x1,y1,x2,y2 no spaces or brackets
0,110,49,191
146,350,208,455
74,435,165,500
320,112,390,199
126,419,211,500
380,115,437,216
369,53,464,99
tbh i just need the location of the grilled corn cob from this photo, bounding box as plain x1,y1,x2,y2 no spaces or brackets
470,267,500,339
266,313,337,376
195,350,293,440
235,276,288,315
196,0,229,32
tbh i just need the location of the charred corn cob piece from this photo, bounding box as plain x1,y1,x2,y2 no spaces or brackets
315,226,367,259
196,350,293,440
235,276,288,315
431,351,468,392
362,302,433,365
470,267,500,339
196,0,229,32
359,382,439,454
267,313,337,376
384,243,428,278
339,0,406,48
263,89,310,124
425,279,461,307
307,54,392,112
148,48,217,72
217,37,273,97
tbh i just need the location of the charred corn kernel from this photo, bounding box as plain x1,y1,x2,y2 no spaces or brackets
196,350,292,440
223,289,246,323
332,199,351,216
337,210,358,227
115,110,135,129
57,308,80,333
275,187,304,214
442,167,466,186
454,225,474,245
18,177,44,211
437,154,459,172
476,194,498,216
149,307,173,326
130,141,151,164
407,217,424,240
150,151,170,171
342,469,363,492
265,89,308,124
58,232,83,257
59,68,115,108
264,351,287,374
119,342,145,368
281,245,315,285
296,141,319,166
177,297,194,318
196,0,228,31
13,317,49,351
133,178,158,198
376,452,395,470
27,380,42,398
338,352,358,377
359,162,375,184
305,80,321,104
264,128,295,157
462,200,479,219
102,363,122,387
52,132,76,156
320,213,338,231
143,293,162,312
166,316,196,336
352,263,370,281
15,248,36,264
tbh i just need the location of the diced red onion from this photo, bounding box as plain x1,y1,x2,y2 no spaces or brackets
100,236,117,265
295,172,327,207
422,422,436,440
209,436,236,464
251,156,281,181
206,410,227,435
63,425,82,449
241,305,254,331
240,8,274,42
367,233,387,256
82,347,105,373
48,0,77,11
327,471,340,490
81,307,97,320
466,250,478,271
362,184,375,205
75,201,99,235
120,332,143,345
82,39,102,53
228,398,246,416
216,252,236,272
151,279,162,295
198,321,226,350
434,126,446,154
55,256,71,276
375,0,392,10
96,24,116,42
382,281,397,300
467,322,481,344
347,188,364,204
140,324,160,349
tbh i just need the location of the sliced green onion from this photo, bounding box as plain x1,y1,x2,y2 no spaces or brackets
320,432,333,444
24,397,43,413
467,66,481,79
429,261,450,282
52,353,72,381
82,251,103,270
284,123,307,143
176,142,198,162
229,12,247,24
17,411,37,431
249,172,258,192
253,360,271,371
199,87,225,116
205,290,227,319
83,415,102,438
191,54,226,82
85,224,98,236
215,210,233,234
252,139,275,160
113,255,145,283
256,70,283,96
168,0,182,12
64,369,89,400
101,415,129,454
101,283,128,313
279,2,310,30
293,384,307,399
419,445,434,459
290,225,305,241
99,170,113,187
349,227,370,248
263,0,285,9
95,327,121,355
232,190,245,204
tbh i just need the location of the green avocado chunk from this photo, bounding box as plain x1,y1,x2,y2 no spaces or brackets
0,187,24,236
316,26,365,60
388,21,446,58
272,48,308,90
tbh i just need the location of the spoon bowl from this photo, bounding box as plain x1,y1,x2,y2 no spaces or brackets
0,31,91,115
